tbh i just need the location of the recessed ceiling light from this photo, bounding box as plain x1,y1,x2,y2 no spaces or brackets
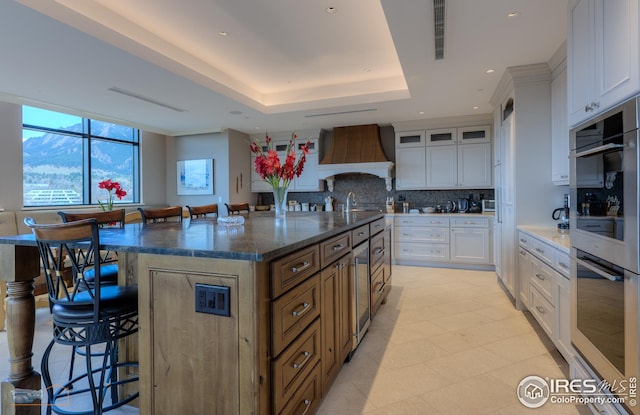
485,69,495,74
418,111,425,115
325,7,337,14
473,106,480,110
218,31,228,37
507,11,521,18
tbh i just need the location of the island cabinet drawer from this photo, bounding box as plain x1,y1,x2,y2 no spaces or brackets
530,238,554,265
272,245,320,298
272,274,321,356
530,256,554,303
395,227,449,243
450,217,489,228
369,217,386,235
370,230,387,273
351,224,370,247
277,362,322,415
370,262,389,317
273,319,321,415
395,216,450,227
320,232,351,268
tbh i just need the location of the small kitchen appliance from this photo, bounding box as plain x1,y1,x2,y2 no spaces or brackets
552,194,570,233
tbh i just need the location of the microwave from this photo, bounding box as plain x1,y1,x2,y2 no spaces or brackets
481,200,495,212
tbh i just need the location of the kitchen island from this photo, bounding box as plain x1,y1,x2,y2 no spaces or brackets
0,211,390,415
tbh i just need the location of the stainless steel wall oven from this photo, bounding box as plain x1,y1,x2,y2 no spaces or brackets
570,96,640,413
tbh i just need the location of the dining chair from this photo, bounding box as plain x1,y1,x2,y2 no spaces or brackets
186,203,218,219
225,203,250,215
137,206,183,223
25,217,139,415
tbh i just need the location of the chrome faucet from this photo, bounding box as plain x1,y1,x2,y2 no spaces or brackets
346,192,356,212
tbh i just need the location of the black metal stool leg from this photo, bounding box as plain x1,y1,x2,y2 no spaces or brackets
41,339,56,415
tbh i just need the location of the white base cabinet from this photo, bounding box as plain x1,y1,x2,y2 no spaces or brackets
394,215,492,268
517,228,574,365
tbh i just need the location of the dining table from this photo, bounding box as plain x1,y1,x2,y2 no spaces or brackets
0,211,384,415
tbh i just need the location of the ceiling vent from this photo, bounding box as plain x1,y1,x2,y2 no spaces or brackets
434,0,446,60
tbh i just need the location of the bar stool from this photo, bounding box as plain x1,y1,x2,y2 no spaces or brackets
186,203,218,219
225,203,250,215
137,206,183,223
25,217,139,415
57,209,126,388
58,209,126,287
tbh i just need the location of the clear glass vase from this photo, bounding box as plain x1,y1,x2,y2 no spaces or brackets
272,186,289,217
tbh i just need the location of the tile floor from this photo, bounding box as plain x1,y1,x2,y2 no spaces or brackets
0,265,592,414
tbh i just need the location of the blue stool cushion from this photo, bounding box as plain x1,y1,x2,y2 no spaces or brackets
83,264,118,285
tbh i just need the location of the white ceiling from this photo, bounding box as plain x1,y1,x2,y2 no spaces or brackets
0,0,567,136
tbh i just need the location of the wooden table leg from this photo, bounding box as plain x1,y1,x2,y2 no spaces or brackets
0,281,6,332
1,245,41,415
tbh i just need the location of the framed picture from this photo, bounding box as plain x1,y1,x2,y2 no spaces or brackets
177,159,214,195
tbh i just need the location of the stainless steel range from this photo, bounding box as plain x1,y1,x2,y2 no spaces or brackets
570,96,640,414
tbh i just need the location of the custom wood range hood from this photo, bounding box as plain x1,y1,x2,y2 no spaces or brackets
317,124,394,191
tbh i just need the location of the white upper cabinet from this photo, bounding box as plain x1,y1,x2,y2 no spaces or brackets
568,0,639,127
396,147,427,189
456,126,491,144
425,128,457,146
395,125,492,190
551,58,569,185
457,142,492,188
426,145,457,188
395,130,426,147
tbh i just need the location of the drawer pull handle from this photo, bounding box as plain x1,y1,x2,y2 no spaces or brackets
291,302,310,317
332,244,345,251
536,305,545,314
291,261,311,273
403,233,411,236
430,221,442,224
300,399,312,415
358,231,366,236
535,248,545,254
520,250,526,255
558,262,569,269
292,351,311,369
375,224,382,228
535,273,545,280
464,221,474,224
374,281,385,294
374,248,384,256
520,238,527,243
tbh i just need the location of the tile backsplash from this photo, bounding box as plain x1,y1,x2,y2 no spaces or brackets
256,173,494,212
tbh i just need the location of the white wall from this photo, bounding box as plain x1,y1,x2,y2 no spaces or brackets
168,129,251,211
0,99,168,211
0,101,23,211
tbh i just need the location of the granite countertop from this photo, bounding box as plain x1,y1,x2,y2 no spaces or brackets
518,225,571,252
0,211,384,262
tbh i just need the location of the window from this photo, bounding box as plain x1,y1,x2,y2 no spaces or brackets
23,106,140,207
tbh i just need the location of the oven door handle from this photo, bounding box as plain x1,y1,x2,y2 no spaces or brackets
573,256,622,281
571,143,625,158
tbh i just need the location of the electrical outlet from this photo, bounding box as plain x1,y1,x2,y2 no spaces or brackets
195,284,230,316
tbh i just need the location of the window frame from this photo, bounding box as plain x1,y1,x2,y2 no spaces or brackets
22,107,141,208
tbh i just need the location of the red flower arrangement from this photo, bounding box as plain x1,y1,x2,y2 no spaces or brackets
97,179,127,211
250,133,311,189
